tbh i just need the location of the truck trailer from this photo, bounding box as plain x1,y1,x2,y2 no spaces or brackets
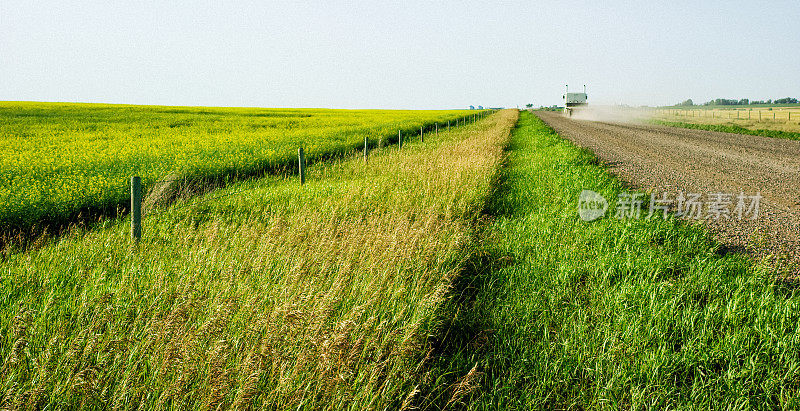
563,84,587,117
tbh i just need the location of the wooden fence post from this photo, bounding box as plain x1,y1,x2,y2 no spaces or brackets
364,136,368,161
436,122,439,136
420,126,424,143
298,147,306,184
131,176,141,242
448,120,450,131
398,130,403,149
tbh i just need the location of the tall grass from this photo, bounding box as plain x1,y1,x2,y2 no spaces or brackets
431,111,800,409
0,110,517,409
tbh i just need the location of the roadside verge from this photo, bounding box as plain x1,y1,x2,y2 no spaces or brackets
428,111,800,409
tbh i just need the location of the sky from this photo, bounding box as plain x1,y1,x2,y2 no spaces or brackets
1,0,798,109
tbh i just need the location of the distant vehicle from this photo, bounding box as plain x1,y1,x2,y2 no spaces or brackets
563,85,588,116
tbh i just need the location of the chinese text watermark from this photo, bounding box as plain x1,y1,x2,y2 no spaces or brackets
578,190,761,222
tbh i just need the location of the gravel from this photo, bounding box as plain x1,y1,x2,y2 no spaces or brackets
536,111,800,273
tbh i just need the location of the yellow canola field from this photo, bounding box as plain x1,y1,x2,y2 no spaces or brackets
0,102,479,233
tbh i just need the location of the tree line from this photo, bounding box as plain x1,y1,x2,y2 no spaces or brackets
677,97,798,106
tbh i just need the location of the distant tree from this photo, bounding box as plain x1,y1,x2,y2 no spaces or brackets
703,98,740,106
697,97,797,106
677,99,694,106
526,103,534,108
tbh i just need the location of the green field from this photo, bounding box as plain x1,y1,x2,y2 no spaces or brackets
0,102,480,240
2,107,798,409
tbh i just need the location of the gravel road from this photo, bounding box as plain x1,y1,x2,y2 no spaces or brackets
536,111,800,272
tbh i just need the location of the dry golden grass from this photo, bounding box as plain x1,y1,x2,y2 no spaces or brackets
0,110,518,409
653,107,800,133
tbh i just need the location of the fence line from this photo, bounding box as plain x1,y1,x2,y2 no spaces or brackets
655,108,798,122
129,110,497,241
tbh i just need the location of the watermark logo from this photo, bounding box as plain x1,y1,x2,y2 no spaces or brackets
578,190,762,221
578,190,609,221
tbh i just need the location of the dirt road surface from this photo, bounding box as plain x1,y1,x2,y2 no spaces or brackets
536,111,800,272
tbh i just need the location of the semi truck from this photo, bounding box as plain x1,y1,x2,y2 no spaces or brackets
563,84,587,117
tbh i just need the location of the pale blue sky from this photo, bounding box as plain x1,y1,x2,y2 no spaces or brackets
1,1,798,109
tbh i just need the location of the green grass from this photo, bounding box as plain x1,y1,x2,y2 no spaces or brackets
0,109,516,409
651,119,800,141
429,111,800,409
0,102,482,238
4,107,799,409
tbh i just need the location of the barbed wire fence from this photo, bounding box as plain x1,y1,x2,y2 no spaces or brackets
129,110,497,242
655,108,796,122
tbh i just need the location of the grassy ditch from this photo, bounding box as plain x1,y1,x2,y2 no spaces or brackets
433,111,800,409
651,119,800,141
0,110,517,409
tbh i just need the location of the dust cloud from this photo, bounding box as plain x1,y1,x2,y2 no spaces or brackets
567,105,655,124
